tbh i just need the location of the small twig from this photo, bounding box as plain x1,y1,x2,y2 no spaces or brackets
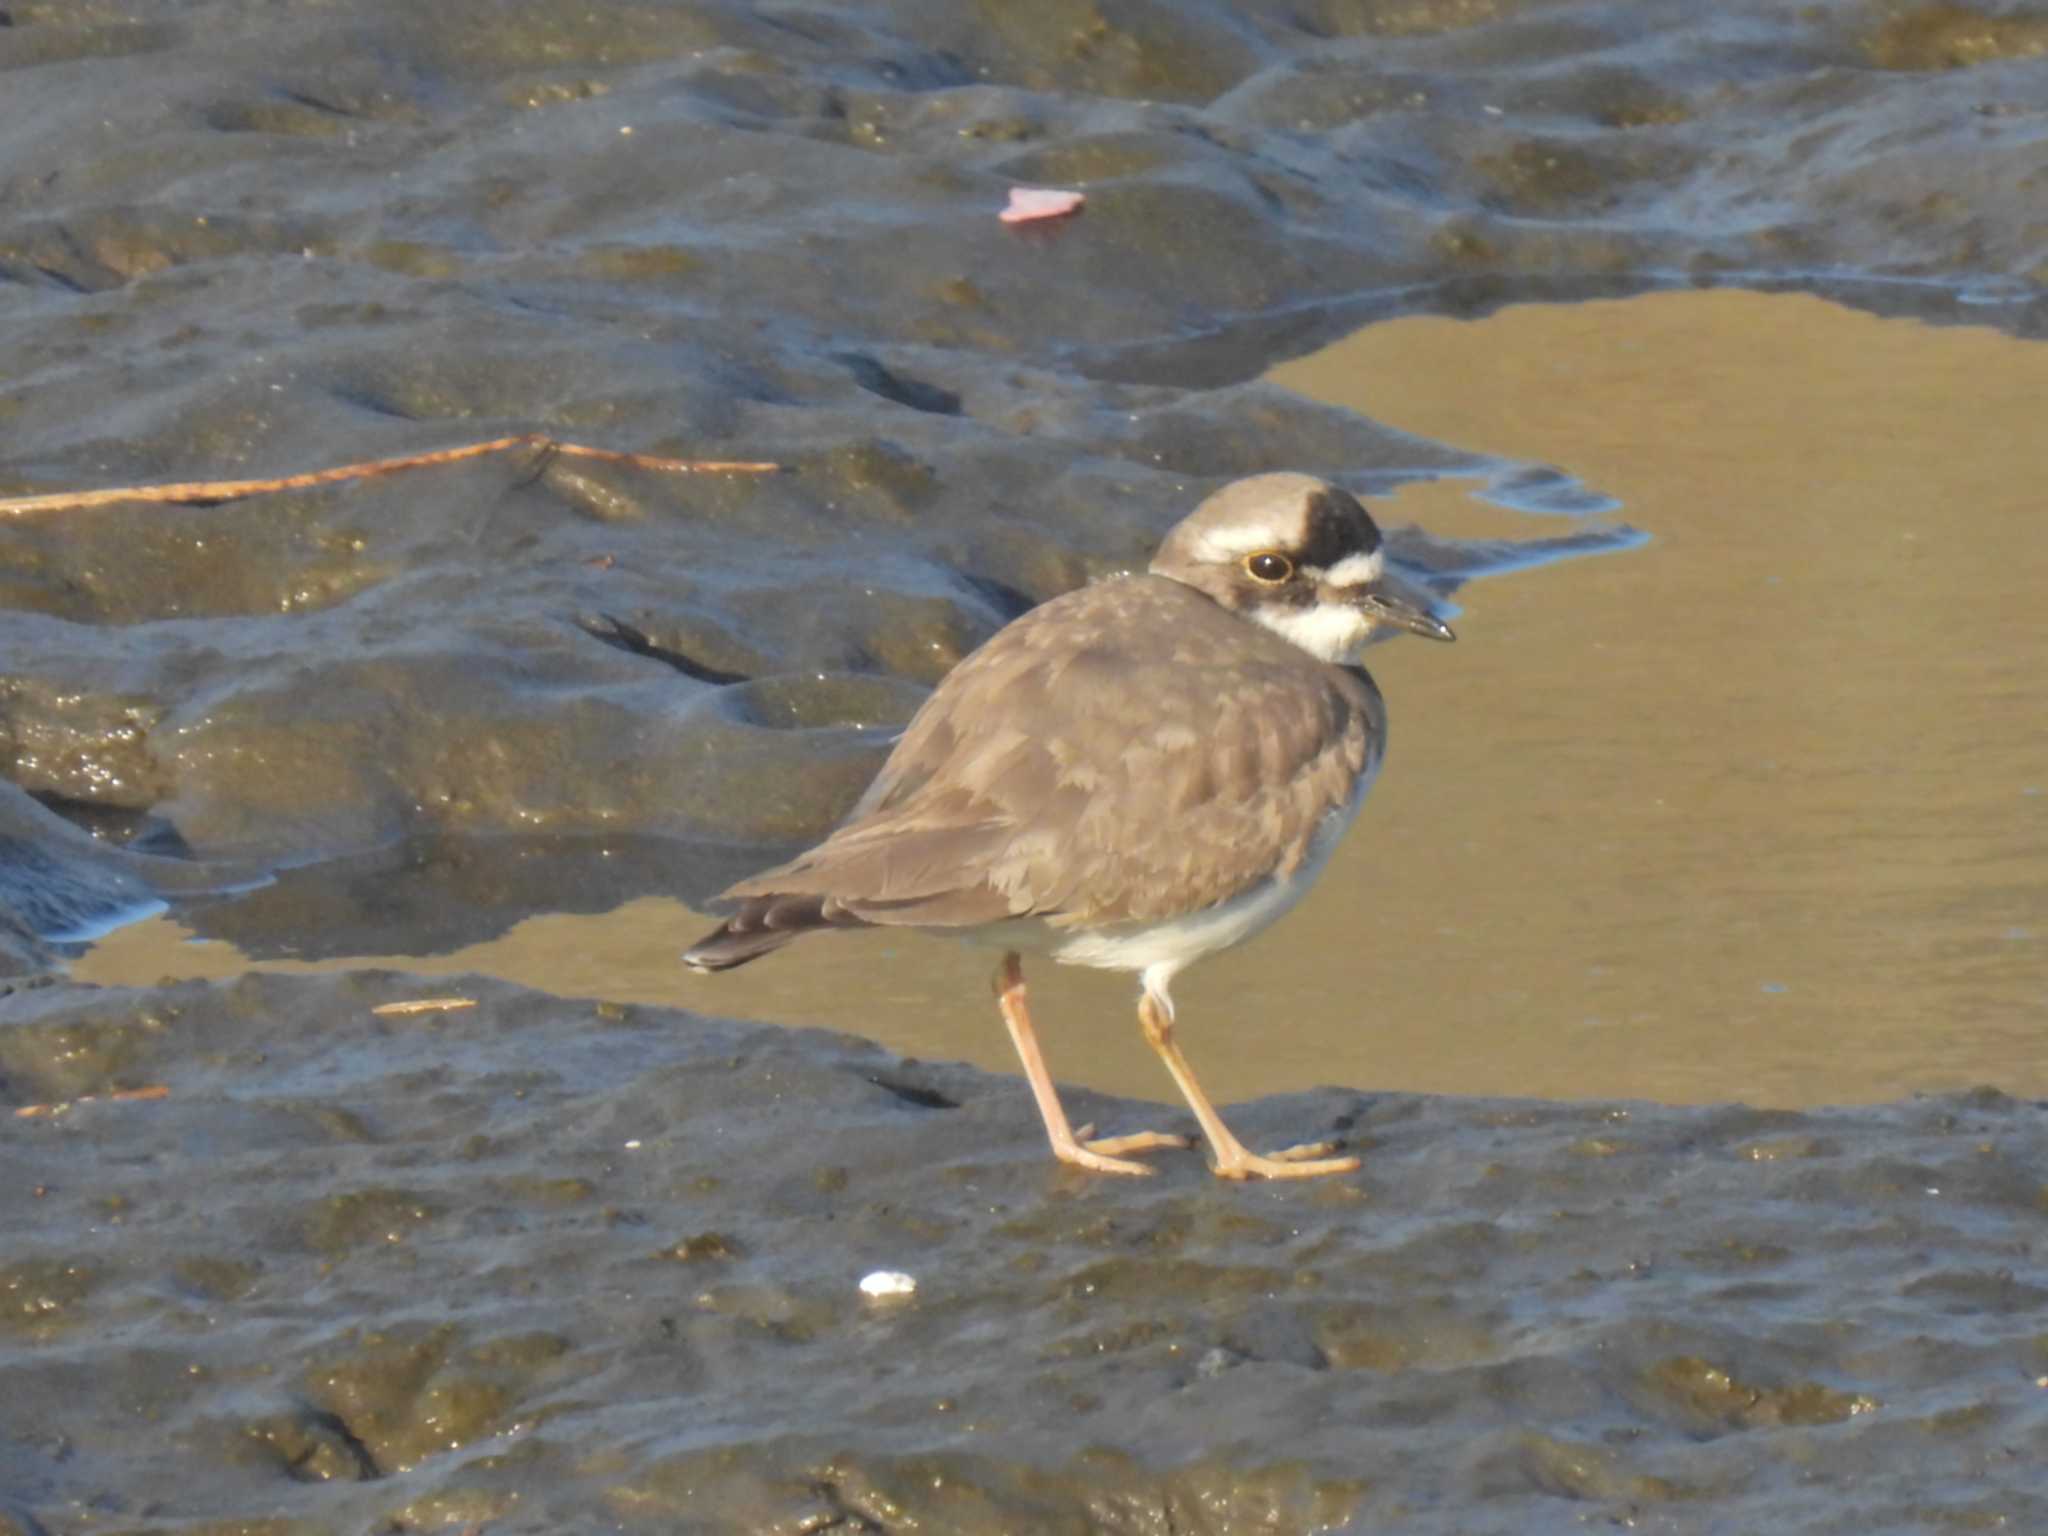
15,1083,170,1119
0,434,781,517
370,997,479,1017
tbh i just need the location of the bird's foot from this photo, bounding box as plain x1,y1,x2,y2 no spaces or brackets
1049,1137,1159,1176
1072,1123,1196,1158
1054,1123,1193,1173
1209,1140,1360,1181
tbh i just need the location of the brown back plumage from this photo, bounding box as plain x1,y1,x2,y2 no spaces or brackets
682,573,1382,969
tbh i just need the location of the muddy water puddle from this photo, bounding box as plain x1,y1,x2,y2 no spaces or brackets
80,289,2048,1108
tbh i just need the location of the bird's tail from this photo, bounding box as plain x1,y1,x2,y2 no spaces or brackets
681,920,796,971
681,893,861,972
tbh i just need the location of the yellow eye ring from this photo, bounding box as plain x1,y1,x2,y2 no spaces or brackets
1242,550,1294,584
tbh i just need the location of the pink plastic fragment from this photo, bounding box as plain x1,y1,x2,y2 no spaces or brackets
1000,187,1086,225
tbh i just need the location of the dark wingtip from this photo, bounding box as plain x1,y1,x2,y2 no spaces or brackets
683,892,867,972
682,921,784,972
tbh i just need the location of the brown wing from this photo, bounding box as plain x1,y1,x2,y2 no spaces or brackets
722,576,1383,930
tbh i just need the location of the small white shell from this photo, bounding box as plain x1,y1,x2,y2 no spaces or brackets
858,1269,917,1299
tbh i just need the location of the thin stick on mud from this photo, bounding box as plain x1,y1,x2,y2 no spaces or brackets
0,433,781,518
14,1083,170,1119
370,997,480,1017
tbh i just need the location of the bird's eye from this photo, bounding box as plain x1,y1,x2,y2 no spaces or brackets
1243,551,1294,584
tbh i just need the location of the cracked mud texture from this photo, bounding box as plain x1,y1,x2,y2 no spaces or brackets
4,971,2046,1534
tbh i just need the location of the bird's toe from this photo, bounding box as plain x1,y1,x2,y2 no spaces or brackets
1078,1127,1195,1158
1052,1139,1160,1176
1210,1145,1360,1181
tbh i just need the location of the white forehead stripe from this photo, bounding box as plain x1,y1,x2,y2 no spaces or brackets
1323,549,1385,586
1189,518,1309,563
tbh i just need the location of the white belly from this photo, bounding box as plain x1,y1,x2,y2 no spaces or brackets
1042,758,1377,977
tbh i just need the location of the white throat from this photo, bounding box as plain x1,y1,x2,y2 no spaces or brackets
1247,600,1370,664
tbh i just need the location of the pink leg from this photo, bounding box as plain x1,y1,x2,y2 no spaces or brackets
1136,989,1359,1181
992,954,1190,1175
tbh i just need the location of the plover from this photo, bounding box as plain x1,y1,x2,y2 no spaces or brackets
685,473,1454,1179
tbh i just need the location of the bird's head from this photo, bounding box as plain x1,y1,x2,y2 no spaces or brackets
1149,473,1455,663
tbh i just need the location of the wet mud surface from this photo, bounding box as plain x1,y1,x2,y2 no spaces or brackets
6,971,2048,1535
67,289,2048,1121
5,0,2047,890
5,0,2048,1529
